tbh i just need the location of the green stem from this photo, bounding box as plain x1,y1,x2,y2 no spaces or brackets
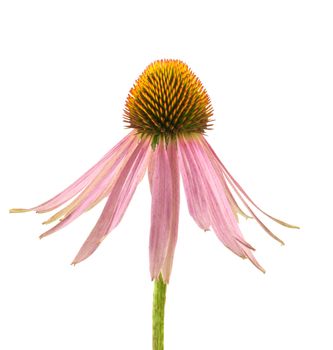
152,274,167,350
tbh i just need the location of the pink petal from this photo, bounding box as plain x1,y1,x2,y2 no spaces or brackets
31,132,135,213
161,142,180,282
219,174,285,245
149,141,180,282
147,149,155,192
72,137,151,264
201,137,299,230
39,134,138,238
178,137,210,230
179,136,264,272
222,178,252,221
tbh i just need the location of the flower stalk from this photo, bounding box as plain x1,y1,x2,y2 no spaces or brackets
152,275,167,350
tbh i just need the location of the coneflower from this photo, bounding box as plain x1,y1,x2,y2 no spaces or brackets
11,59,298,350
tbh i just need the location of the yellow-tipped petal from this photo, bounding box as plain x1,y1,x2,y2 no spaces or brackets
271,219,300,230
9,208,31,213
42,202,79,225
42,216,59,225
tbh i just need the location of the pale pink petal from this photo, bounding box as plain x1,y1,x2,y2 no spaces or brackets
39,135,138,238
72,137,151,264
218,175,285,245
179,138,248,225
14,132,136,214
149,141,180,282
223,178,252,221
43,134,139,224
147,149,155,192
180,136,264,272
178,137,210,230
202,137,299,229
199,137,298,245
161,142,180,282
181,138,243,252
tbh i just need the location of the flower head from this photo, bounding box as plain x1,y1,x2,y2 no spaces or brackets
11,59,298,282
124,59,213,146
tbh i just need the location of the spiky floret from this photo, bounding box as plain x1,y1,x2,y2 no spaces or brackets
124,59,214,144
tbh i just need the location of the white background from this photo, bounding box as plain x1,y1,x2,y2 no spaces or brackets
1,1,332,349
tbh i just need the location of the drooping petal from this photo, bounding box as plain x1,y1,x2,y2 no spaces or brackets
199,137,299,245
149,141,180,282
178,136,210,230
179,135,265,272
201,137,299,230
41,135,138,226
179,136,250,225
72,136,151,264
39,135,138,238
147,149,155,192
222,179,252,222
10,132,136,214
161,143,180,282
221,174,286,245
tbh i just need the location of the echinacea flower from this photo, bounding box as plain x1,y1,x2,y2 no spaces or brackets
11,59,298,350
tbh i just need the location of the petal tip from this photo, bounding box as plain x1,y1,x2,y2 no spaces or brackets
280,222,300,230
42,218,54,225
39,231,50,239
9,208,30,213
253,261,266,274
